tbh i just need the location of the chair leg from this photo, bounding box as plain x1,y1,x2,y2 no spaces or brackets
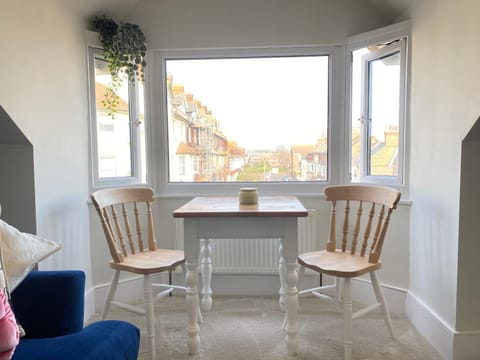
370,271,395,338
297,265,306,288
342,278,352,360
102,269,120,320
335,276,342,304
143,274,156,360
296,265,305,313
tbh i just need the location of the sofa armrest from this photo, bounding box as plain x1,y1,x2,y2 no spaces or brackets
11,270,85,338
12,320,140,360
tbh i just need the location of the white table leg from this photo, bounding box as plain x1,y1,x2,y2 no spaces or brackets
184,218,200,355
278,240,286,311
283,218,299,356
200,238,213,311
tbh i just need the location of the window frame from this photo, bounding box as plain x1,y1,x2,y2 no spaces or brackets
360,38,406,183
150,45,345,196
87,45,147,190
86,22,409,195
347,20,410,192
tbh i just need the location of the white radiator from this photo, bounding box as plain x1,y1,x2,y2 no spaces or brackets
173,209,319,274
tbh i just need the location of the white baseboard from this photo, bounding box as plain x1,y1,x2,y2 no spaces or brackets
84,286,96,323
406,292,480,360
453,330,480,360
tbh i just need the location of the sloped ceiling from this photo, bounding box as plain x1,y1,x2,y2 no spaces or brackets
64,0,141,20
366,0,414,19
64,0,411,22
0,106,32,145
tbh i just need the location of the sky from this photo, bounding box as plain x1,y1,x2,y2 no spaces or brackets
166,56,329,151
351,48,400,141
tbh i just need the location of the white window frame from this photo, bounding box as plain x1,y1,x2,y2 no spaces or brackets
86,23,409,195
347,20,410,191
360,39,406,183
87,45,147,190
150,46,345,197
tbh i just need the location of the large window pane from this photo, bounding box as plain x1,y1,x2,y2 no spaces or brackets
93,54,146,182
94,56,133,178
351,39,404,183
367,51,400,177
165,56,329,183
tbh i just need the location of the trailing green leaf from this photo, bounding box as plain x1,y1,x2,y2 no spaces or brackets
90,15,147,118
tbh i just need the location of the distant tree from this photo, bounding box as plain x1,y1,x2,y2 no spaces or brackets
237,159,271,181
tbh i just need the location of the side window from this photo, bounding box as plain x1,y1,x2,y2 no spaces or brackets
88,47,146,188
349,23,408,186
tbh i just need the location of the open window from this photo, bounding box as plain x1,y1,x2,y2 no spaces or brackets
87,47,147,189
349,22,409,187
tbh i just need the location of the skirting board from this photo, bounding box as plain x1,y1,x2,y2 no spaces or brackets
406,292,480,360
84,286,96,323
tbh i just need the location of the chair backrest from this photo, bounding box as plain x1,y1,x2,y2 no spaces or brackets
91,187,156,263
324,185,401,263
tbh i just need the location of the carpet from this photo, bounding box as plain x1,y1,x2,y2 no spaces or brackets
88,296,443,360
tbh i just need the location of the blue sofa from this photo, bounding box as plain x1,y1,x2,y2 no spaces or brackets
10,270,140,360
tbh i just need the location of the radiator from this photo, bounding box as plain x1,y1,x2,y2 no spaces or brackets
173,209,319,274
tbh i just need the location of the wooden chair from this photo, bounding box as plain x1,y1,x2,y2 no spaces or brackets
91,187,200,360
296,185,401,360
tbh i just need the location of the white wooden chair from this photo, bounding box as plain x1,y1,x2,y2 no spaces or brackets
91,187,201,360
295,185,401,360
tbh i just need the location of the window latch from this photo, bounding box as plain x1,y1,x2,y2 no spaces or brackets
130,119,142,127
358,116,371,124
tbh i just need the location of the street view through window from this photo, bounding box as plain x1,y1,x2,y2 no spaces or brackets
165,56,329,183
351,46,401,181
91,48,402,185
94,55,146,181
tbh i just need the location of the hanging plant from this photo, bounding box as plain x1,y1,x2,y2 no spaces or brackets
90,15,147,118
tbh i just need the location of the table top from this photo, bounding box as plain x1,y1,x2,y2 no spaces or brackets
173,196,308,218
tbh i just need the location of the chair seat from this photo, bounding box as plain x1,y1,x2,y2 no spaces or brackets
110,249,185,274
298,249,382,278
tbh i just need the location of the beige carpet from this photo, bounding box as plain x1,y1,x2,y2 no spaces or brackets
88,296,442,360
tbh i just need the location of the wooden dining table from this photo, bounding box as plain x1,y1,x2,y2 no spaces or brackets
173,195,308,356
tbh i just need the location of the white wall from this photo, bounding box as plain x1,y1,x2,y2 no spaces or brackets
130,0,389,49
0,1,93,286
406,0,480,358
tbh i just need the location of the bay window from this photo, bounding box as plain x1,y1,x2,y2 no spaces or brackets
88,21,409,195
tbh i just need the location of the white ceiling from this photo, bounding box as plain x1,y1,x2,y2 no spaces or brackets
64,0,411,23
64,0,141,20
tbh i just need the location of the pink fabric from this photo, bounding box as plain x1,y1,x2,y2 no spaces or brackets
0,291,19,360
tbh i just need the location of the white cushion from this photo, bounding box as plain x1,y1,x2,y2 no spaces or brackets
0,219,62,291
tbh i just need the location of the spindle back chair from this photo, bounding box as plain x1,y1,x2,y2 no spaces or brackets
296,185,401,360
91,187,188,360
